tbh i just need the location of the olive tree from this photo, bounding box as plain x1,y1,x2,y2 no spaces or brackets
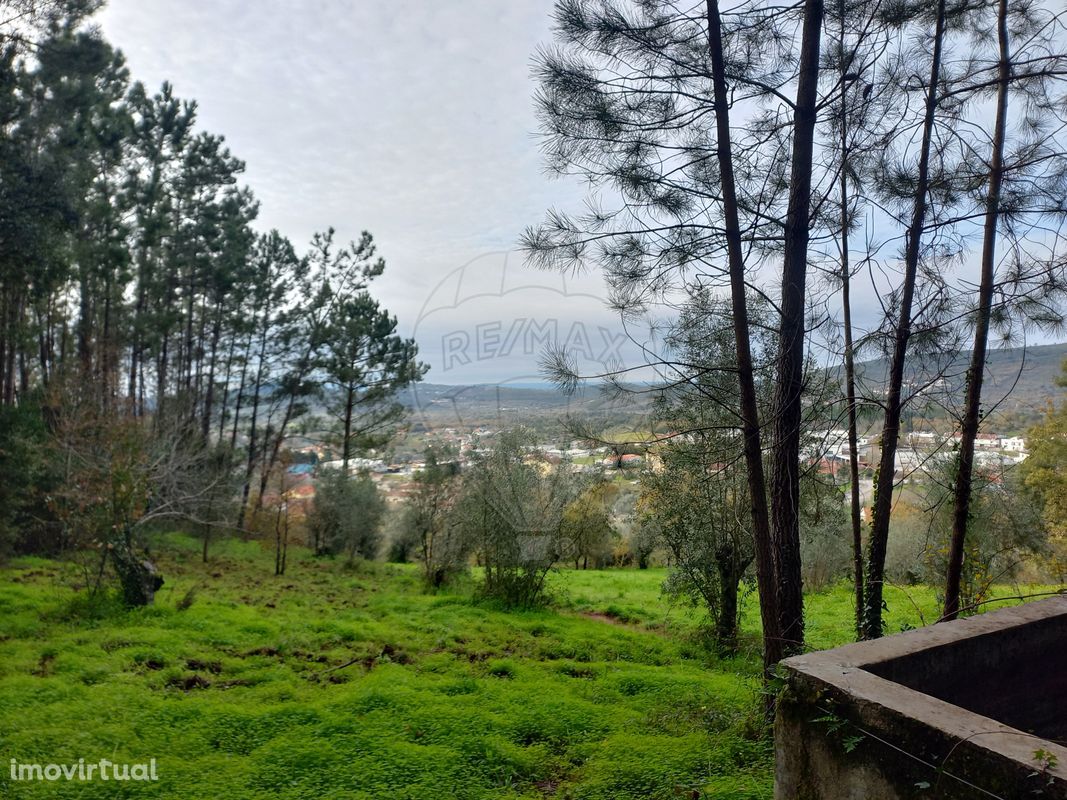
453,430,582,607
308,468,385,562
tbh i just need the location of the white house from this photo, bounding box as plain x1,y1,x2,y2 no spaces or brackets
895,448,924,472
1001,436,1026,452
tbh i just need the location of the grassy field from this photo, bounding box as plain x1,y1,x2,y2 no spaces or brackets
0,536,1052,799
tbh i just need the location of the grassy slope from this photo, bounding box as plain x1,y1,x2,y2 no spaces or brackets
0,537,1053,799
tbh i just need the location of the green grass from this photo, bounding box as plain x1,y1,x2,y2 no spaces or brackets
0,536,1055,799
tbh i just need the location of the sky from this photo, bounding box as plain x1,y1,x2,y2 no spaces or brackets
94,1,1064,392
96,0,635,386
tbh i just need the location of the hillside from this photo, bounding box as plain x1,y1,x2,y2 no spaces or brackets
400,342,1067,434
399,382,653,433
848,341,1067,429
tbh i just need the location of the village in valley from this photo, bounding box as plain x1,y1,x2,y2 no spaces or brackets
271,408,1031,529
275,427,635,513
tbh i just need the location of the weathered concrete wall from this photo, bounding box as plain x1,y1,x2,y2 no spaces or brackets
775,597,1067,799
866,611,1067,741
775,698,900,800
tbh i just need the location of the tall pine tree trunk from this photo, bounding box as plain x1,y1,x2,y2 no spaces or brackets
34,302,49,388
101,273,113,409
342,383,355,473
201,304,224,441
236,326,269,530
706,0,782,672
3,292,24,405
229,330,254,449
77,260,93,386
157,332,169,422
864,0,947,638
128,239,153,414
217,329,237,441
943,0,1010,621
843,252,864,637
769,0,824,655
0,294,7,404
838,3,864,639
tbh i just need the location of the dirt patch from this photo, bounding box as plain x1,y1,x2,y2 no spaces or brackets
534,778,560,796
243,645,280,658
167,673,212,691
214,679,250,690
291,649,329,664
185,658,222,674
32,652,55,677
580,611,627,625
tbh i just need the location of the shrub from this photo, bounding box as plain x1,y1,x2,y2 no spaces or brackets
308,468,385,561
453,429,581,607
407,447,470,588
383,509,420,563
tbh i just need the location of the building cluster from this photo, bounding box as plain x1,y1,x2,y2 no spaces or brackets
808,428,1030,483
275,432,630,507
268,422,1034,515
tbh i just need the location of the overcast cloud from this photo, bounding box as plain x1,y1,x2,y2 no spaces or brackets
96,0,633,384
96,2,1040,390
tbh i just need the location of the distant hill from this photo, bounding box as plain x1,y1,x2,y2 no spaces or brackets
848,341,1067,429
851,341,1064,392
398,342,1067,434
965,341,1066,401
398,381,652,432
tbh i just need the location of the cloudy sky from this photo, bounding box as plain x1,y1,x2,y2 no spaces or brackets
97,0,632,385
95,1,1058,392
